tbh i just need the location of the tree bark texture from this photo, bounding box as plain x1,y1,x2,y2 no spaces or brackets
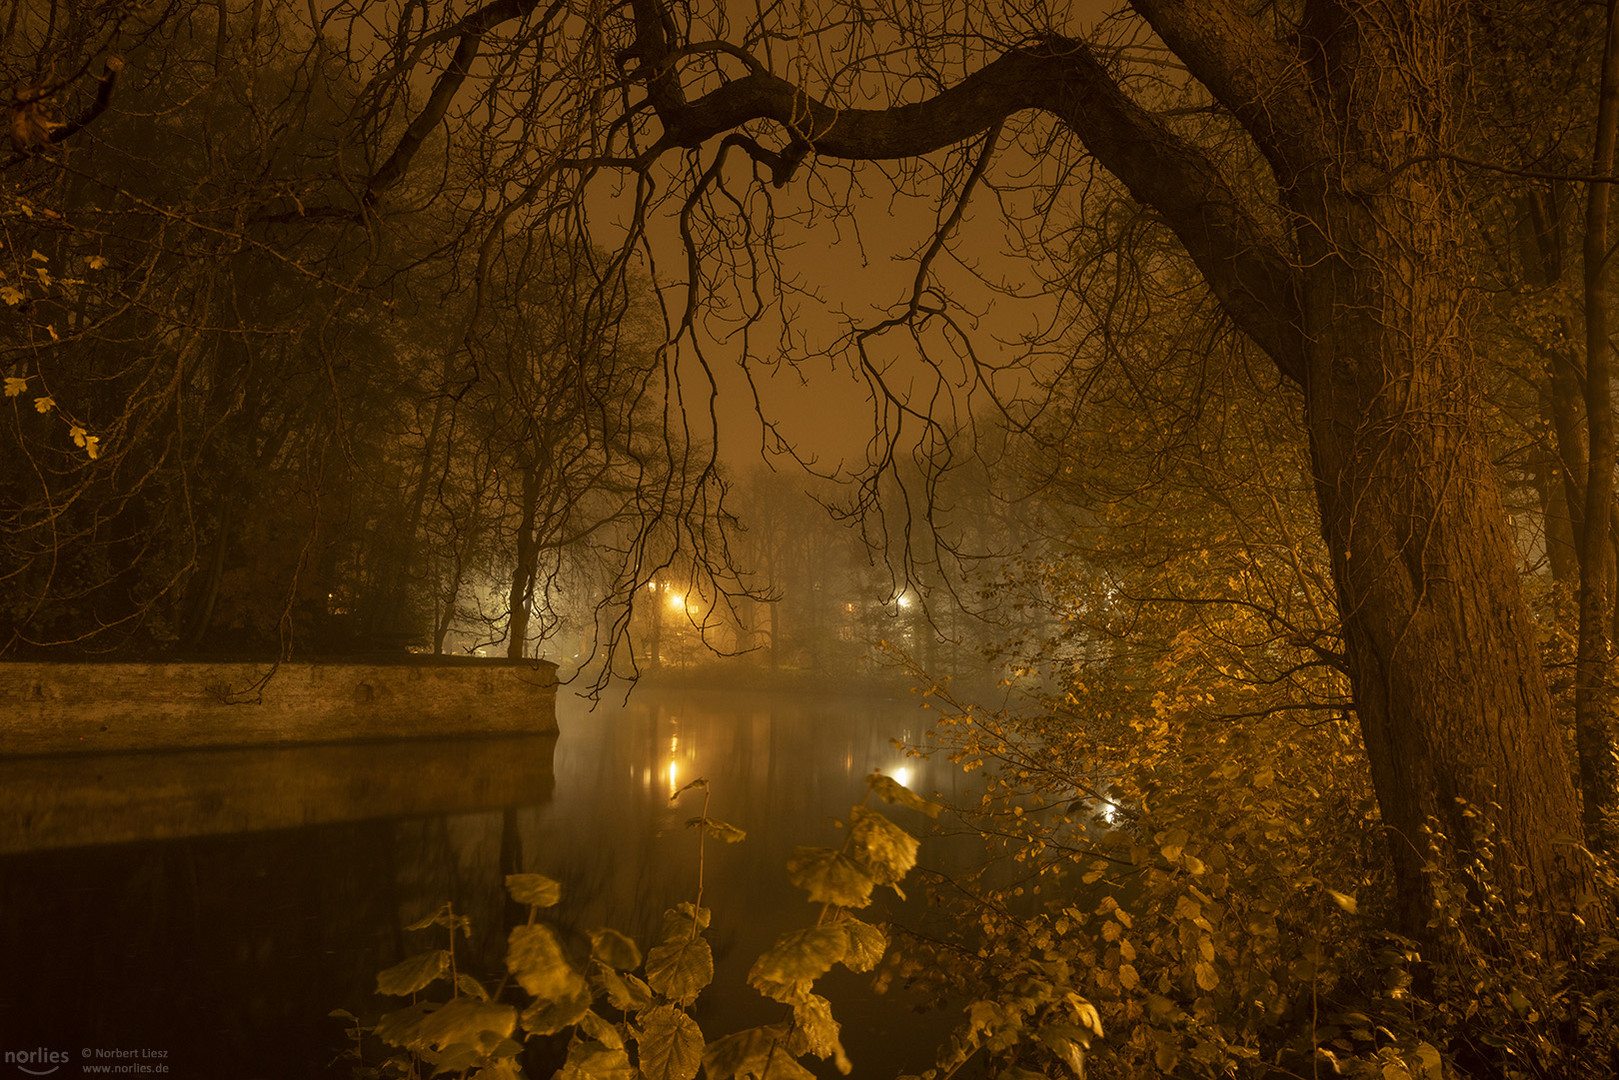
1252,0,1594,950
1295,173,1588,947
1573,0,1619,849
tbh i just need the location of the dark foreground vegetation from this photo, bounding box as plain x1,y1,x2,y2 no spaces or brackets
5,0,1619,1076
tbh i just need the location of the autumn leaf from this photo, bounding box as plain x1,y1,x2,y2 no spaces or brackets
588,926,641,971
375,949,450,996
413,997,516,1049
786,846,874,908
507,924,586,1002
749,925,848,993
837,918,887,972
557,1041,634,1080
849,805,919,886
644,933,713,1006
506,872,563,907
686,816,746,843
636,1004,703,1080
867,772,942,818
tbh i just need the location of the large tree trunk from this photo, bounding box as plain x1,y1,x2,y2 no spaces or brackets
1294,162,1592,952
1573,0,1619,849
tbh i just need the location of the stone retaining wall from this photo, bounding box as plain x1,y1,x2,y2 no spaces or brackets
0,657,559,755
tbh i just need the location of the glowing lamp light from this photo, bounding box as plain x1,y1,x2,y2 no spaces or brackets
891,765,913,789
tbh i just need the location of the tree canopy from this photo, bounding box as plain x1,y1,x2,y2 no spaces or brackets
6,0,1619,1072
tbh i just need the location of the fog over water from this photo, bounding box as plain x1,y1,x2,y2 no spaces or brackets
0,686,982,1079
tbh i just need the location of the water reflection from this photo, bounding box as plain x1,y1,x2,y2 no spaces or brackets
533,689,968,1078
0,688,971,1079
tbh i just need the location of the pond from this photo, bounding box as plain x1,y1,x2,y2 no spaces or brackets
0,686,985,1080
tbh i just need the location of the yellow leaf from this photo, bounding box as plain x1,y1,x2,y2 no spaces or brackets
505,873,562,908
87,255,106,270
0,285,24,305
33,395,54,413
4,376,26,397
1071,996,1104,1039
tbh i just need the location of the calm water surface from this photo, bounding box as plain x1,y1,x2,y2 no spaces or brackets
0,687,979,1079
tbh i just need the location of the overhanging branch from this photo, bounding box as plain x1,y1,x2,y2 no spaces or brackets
626,2,1306,383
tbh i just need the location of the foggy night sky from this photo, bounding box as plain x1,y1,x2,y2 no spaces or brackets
650,0,1123,474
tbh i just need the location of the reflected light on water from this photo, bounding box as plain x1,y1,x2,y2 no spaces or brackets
667,735,682,798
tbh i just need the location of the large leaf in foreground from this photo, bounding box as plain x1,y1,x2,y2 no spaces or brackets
750,925,848,993
376,950,450,996
787,991,841,1060
557,1041,634,1080
521,984,593,1035
786,847,874,908
589,926,642,971
866,773,942,818
702,1025,792,1080
508,924,586,1001
837,918,888,972
659,902,711,940
637,1004,704,1080
849,806,919,886
645,933,714,1006
506,873,563,908
415,997,516,1049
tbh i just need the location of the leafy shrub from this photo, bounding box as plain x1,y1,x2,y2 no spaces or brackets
336,773,938,1080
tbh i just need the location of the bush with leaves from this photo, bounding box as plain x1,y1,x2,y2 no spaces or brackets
336,772,939,1080
886,646,1619,1078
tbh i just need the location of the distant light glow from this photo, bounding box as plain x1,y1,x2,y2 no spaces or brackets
668,593,687,611
896,594,912,610
891,766,913,789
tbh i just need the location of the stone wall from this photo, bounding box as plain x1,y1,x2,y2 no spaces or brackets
0,657,559,755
